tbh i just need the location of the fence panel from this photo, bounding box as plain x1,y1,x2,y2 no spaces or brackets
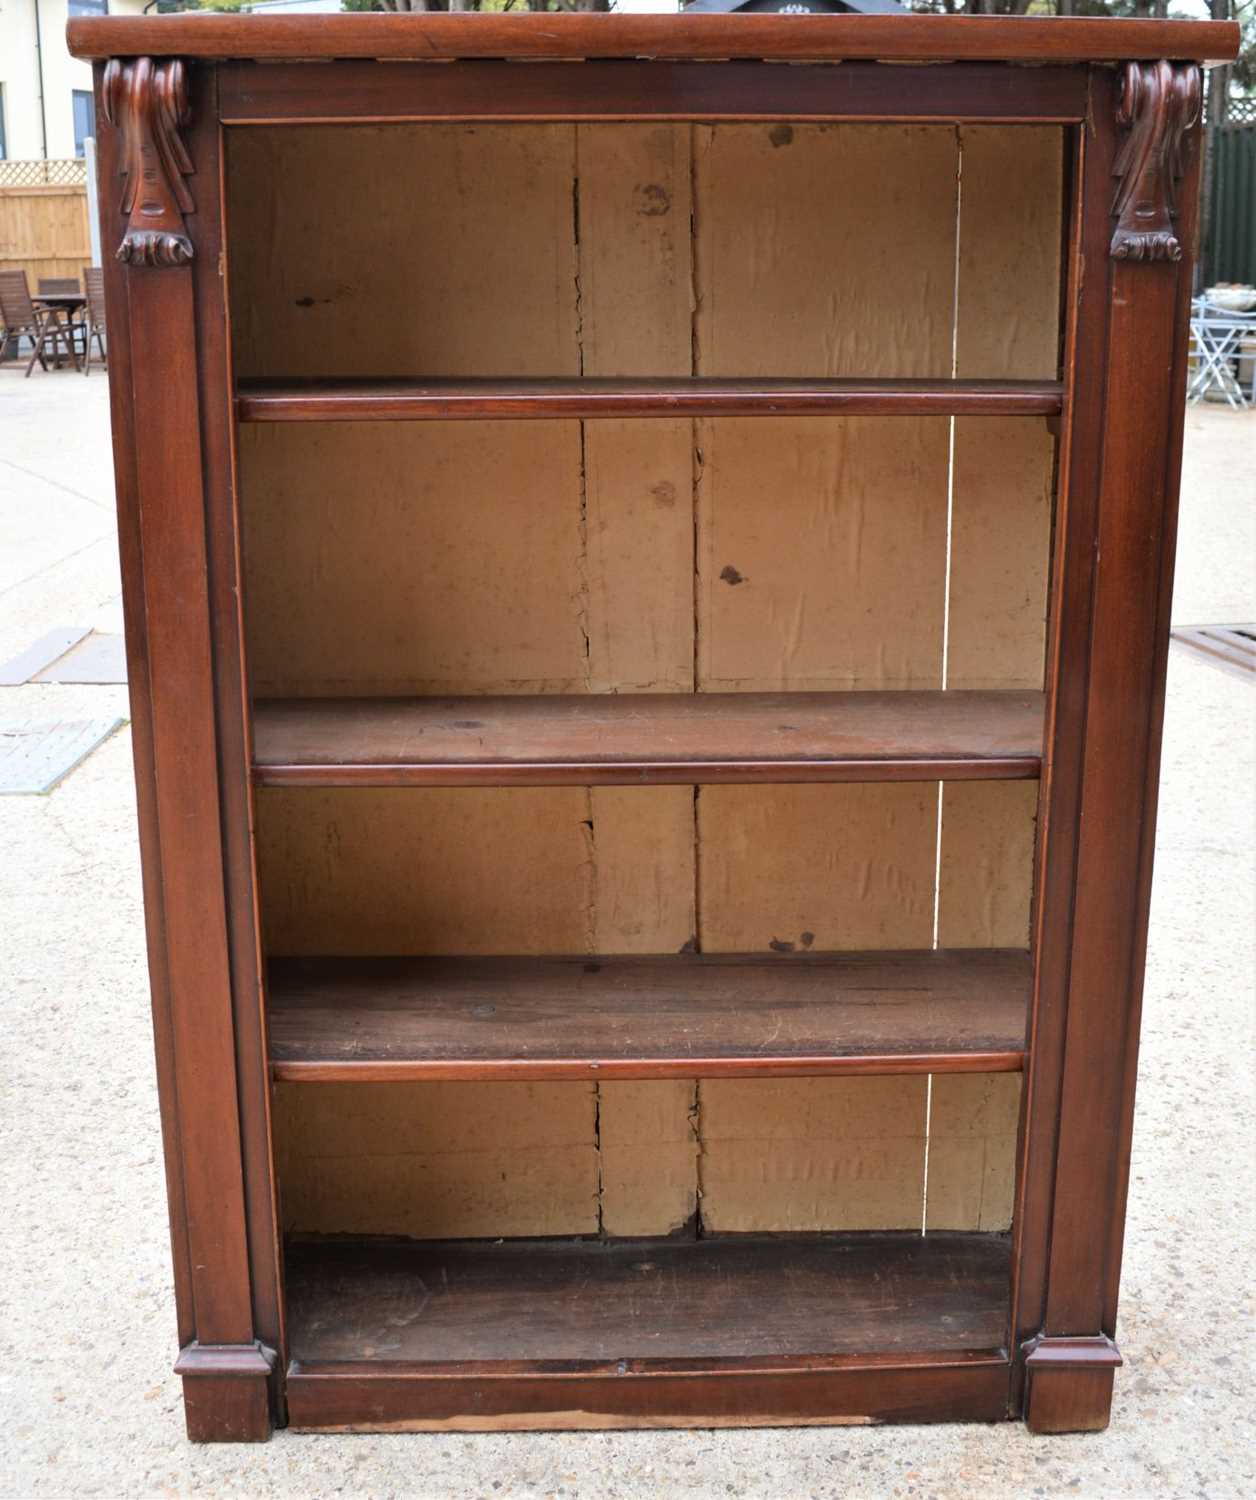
0,163,91,294
1206,123,1256,287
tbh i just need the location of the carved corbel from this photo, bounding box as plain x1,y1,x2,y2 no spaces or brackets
103,57,195,267
1111,59,1201,263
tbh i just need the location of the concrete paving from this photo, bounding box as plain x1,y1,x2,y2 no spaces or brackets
1,370,1253,1500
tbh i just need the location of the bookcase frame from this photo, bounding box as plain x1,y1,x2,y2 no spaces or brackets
70,13,1238,1443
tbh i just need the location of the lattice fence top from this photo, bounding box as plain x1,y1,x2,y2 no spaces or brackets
1223,96,1256,127
0,159,88,189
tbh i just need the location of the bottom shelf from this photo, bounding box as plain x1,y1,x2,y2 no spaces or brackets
286,1231,1010,1363
283,1232,1012,1430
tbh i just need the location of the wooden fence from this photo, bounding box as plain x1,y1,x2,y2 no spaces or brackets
0,161,91,293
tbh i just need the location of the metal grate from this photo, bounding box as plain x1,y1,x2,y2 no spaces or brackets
0,159,88,189
1170,624,1256,682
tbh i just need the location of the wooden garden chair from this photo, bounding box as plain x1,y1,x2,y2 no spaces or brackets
82,268,108,376
0,271,80,375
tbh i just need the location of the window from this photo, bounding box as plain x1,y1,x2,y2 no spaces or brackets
68,0,108,16
72,90,95,158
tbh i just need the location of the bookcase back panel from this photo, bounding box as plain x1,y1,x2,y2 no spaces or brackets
244,120,1061,1242
227,122,1062,381
693,123,958,377
228,124,582,380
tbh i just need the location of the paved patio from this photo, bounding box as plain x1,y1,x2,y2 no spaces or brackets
1,370,1252,1500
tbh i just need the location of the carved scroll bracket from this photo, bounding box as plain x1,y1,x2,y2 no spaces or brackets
103,57,195,268
1111,59,1201,264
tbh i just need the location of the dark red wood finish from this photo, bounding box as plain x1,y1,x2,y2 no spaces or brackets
251,691,1044,789
282,1233,1011,1431
287,1354,1012,1433
215,60,1088,128
66,13,1240,65
236,377,1064,423
188,71,287,1392
265,950,1030,1083
1014,67,1207,1435
95,59,277,1441
84,14,1231,1442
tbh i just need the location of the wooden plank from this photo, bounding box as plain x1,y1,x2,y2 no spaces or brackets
929,124,1063,1238
256,787,595,956
938,782,1038,950
104,165,260,1356
69,15,1240,65
284,1232,1012,1364
235,378,1065,423
573,123,700,1239
227,124,579,381
266,951,1030,1082
699,1076,929,1232
589,788,696,955
93,70,197,1359
191,71,288,1368
215,61,1090,129
954,127,1065,384
695,420,950,691
251,691,1045,787
695,125,958,381
575,124,694,380
0,185,89,293
925,1073,1021,1232
285,1354,1011,1432
239,423,587,698
699,784,939,954
598,1080,698,1237
274,1082,598,1240
1013,98,1117,1397
693,122,956,1234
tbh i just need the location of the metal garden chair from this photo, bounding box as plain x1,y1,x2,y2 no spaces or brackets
1188,297,1253,410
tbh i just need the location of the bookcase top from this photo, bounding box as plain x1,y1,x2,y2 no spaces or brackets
67,14,1239,68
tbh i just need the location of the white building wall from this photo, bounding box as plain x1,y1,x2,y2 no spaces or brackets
0,0,148,162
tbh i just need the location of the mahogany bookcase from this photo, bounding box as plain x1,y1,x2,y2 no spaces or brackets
70,13,1238,1444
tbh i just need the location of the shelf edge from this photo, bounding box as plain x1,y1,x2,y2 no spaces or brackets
252,756,1042,788
270,1049,1026,1084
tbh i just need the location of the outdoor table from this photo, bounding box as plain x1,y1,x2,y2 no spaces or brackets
31,292,86,370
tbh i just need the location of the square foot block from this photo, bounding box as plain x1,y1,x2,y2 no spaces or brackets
175,1342,276,1443
1023,1335,1121,1434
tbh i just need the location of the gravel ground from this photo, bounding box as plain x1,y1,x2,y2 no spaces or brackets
1,375,1252,1500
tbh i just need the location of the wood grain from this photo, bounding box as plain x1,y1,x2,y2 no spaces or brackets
215,61,1091,129
252,691,1045,787
267,950,1030,1082
67,15,1240,65
284,1231,1012,1364
236,377,1063,423
284,1353,1011,1432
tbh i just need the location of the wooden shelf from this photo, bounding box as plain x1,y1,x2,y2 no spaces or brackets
252,691,1044,788
266,950,1029,1082
236,377,1063,423
69,14,1241,66
285,1232,1011,1365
